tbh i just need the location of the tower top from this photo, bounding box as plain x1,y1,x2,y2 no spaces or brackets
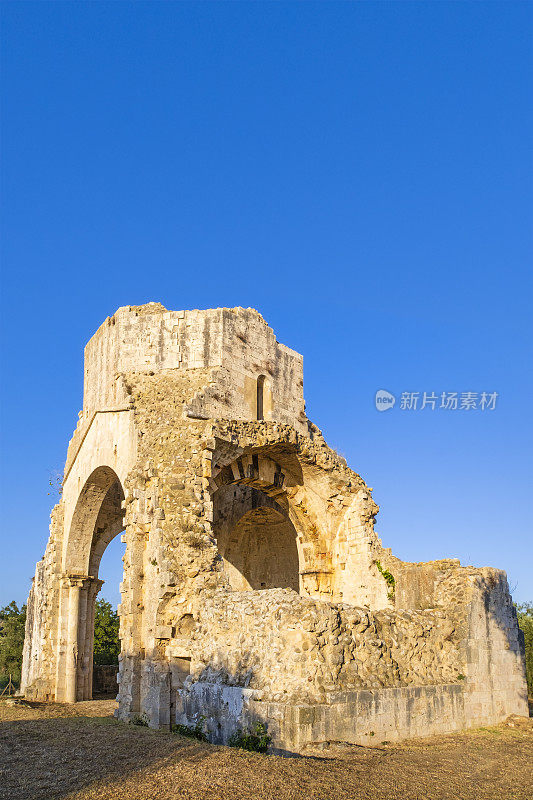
83,303,305,430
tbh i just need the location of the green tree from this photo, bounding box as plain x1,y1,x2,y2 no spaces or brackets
516,602,533,696
93,598,120,665
0,602,27,690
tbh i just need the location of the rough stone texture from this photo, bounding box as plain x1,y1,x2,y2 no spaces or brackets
21,303,528,752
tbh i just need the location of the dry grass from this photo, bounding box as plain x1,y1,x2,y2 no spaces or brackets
1,698,532,800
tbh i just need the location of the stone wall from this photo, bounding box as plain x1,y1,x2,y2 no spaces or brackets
179,588,462,703
21,303,528,752
178,682,468,753
92,665,118,696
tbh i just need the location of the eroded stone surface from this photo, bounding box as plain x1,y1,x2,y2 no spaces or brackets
21,304,528,751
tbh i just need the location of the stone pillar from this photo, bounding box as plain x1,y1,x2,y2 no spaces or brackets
77,583,89,700
64,575,91,704
116,528,146,719
131,531,147,713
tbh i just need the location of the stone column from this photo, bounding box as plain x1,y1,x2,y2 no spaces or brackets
115,528,146,719
64,575,91,704
77,583,89,700
130,531,147,713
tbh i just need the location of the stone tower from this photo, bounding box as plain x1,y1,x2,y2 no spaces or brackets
21,303,528,752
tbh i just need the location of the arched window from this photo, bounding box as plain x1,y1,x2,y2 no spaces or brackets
256,375,265,420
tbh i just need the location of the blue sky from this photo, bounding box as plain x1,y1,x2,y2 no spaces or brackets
1,2,532,608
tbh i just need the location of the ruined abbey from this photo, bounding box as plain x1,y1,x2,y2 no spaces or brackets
21,304,528,752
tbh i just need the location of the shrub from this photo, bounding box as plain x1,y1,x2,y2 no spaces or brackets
130,714,149,727
183,531,210,551
172,715,208,741
229,722,271,753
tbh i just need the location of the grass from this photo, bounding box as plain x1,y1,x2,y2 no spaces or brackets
1,699,532,800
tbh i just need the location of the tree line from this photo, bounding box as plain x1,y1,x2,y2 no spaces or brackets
0,598,120,692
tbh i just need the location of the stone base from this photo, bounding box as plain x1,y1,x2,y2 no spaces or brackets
175,681,529,755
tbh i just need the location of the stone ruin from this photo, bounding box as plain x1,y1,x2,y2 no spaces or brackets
21,303,528,752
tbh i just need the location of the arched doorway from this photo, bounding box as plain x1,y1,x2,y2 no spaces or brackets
60,466,125,702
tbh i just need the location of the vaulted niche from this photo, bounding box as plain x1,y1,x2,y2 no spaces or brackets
213,485,300,593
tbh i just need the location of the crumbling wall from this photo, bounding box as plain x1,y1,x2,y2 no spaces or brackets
21,303,528,751
21,503,64,700
178,588,463,702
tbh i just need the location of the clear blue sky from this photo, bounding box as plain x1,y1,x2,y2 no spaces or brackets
1,2,532,609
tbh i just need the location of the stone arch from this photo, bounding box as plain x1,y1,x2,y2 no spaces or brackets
210,451,293,500
63,466,125,575
59,466,125,702
209,449,334,598
87,480,125,578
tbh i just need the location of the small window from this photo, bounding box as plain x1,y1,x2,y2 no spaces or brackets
256,375,265,420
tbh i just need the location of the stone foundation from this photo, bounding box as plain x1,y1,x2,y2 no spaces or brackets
177,683,470,753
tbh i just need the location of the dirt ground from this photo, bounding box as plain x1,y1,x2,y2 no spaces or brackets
1,698,532,800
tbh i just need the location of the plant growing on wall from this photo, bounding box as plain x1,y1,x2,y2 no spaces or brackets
172,716,208,741
229,722,271,753
374,561,395,601
47,469,64,499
